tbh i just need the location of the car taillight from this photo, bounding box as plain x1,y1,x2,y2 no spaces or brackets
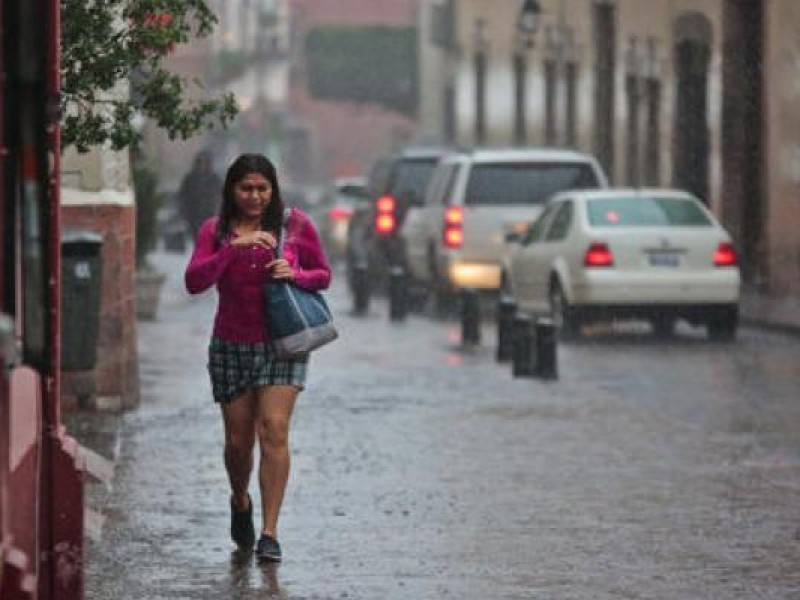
713,242,738,267
376,195,396,214
375,195,396,236
328,206,353,222
584,242,614,267
443,205,464,249
375,213,396,235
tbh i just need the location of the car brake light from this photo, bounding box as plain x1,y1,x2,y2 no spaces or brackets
328,206,353,222
713,242,738,267
375,213,396,235
375,195,397,236
444,206,463,225
584,242,614,267
444,228,464,248
376,195,396,213
443,205,464,249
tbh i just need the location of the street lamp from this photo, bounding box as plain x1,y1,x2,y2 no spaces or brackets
517,0,541,48
511,0,542,144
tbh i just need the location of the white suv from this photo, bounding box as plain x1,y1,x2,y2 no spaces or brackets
401,148,608,299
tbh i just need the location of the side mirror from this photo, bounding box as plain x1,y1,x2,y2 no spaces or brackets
504,231,523,244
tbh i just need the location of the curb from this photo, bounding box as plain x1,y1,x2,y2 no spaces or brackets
741,316,800,338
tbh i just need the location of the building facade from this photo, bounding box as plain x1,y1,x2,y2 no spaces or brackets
285,0,420,184
418,0,800,323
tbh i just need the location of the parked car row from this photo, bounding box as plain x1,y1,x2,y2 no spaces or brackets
342,145,742,341
345,147,450,294
502,189,741,340
402,148,608,306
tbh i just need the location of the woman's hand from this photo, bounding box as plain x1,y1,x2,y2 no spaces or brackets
231,231,276,249
267,258,295,281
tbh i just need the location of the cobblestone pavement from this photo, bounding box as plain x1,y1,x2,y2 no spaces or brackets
74,249,800,599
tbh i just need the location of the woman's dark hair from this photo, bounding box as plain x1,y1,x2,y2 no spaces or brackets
215,153,284,245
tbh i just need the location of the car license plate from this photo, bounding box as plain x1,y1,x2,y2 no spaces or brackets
649,252,681,267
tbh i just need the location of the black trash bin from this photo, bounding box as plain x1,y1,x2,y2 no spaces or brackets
61,231,103,371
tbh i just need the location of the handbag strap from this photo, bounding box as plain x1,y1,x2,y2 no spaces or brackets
276,207,292,258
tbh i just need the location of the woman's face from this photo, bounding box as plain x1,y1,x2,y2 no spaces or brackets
233,172,272,221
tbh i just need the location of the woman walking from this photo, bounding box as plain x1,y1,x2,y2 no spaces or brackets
184,154,331,561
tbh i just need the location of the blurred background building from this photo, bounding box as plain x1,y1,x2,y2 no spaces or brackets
141,0,421,193
417,0,799,320
73,0,796,415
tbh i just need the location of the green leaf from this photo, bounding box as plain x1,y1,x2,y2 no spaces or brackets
61,0,238,152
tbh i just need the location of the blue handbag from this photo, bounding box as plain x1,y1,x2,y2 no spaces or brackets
264,210,338,358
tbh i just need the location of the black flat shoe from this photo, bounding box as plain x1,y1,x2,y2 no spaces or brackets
256,534,282,562
230,494,256,550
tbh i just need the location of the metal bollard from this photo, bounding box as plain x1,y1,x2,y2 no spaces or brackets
534,317,558,380
511,314,535,378
351,262,371,315
496,296,517,362
461,288,481,346
388,266,407,322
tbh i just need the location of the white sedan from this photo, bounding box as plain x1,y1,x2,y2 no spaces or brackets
501,189,741,340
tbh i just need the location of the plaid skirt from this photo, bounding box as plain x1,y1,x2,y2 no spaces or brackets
208,338,308,404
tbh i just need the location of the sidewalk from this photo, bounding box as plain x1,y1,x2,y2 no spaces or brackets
740,287,800,334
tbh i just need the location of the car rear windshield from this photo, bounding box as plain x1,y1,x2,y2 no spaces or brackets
587,197,713,227
464,162,600,206
390,159,439,202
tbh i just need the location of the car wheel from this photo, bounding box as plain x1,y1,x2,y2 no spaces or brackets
549,280,580,339
707,307,738,342
651,317,676,338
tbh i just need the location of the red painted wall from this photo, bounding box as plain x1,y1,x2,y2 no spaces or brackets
60,205,138,411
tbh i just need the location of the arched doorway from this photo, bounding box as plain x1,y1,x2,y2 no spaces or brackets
672,13,713,203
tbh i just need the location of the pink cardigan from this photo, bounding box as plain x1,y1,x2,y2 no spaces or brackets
184,208,332,343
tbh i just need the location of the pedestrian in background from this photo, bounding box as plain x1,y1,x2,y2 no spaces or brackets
184,153,332,562
178,150,223,241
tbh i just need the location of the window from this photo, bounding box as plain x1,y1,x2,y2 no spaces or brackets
390,159,439,206
593,1,616,177
443,85,456,144
587,197,713,227
513,52,528,145
543,60,557,145
439,164,461,205
423,165,450,206
564,62,578,147
644,77,661,185
545,201,573,241
474,51,487,144
465,162,600,206
625,74,641,186
524,204,558,245
368,159,391,197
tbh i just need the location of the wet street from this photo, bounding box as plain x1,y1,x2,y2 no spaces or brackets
72,249,800,599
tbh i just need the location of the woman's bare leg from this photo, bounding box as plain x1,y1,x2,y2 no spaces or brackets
256,385,298,537
220,391,258,510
